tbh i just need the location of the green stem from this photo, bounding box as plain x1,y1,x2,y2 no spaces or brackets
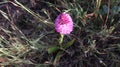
53,34,64,65
59,34,64,45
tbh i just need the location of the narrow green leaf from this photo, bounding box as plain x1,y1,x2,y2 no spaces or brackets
53,51,62,65
62,38,75,49
48,46,60,54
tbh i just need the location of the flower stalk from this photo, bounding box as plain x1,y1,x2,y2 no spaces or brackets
59,34,64,45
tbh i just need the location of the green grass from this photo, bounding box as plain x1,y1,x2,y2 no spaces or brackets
0,0,120,67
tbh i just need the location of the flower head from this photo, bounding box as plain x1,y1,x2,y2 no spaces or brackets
55,13,73,35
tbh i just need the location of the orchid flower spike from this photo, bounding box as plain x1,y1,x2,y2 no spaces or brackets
55,13,73,35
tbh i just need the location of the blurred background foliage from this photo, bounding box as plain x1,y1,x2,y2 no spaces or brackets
0,0,120,67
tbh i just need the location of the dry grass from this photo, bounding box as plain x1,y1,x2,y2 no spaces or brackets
0,0,120,67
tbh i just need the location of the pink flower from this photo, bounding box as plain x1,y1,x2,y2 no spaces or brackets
55,13,73,35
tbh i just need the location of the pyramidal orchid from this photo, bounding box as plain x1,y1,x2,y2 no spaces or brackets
55,12,73,35
55,12,74,44
50,13,74,64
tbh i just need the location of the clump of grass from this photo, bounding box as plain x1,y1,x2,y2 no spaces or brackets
0,0,120,67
